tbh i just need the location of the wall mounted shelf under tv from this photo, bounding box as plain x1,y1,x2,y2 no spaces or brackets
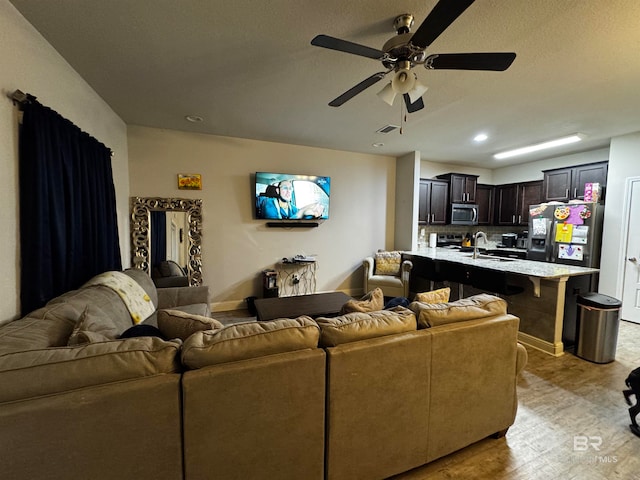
266,221,319,228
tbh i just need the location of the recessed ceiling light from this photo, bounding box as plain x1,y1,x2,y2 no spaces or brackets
372,143,385,148
185,115,204,123
473,133,488,142
494,133,585,160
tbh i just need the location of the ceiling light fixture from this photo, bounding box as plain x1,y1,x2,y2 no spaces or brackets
474,133,488,142
377,69,427,106
372,142,385,148
494,134,585,160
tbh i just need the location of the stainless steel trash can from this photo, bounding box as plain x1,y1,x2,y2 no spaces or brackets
576,293,622,363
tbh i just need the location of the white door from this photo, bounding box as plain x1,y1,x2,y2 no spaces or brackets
622,179,640,323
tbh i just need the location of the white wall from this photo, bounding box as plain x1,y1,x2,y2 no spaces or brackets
599,132,640,300
395,152,420,250
127,126,395,310
0,1,129,322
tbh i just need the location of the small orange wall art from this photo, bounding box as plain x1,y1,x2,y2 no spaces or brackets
177,174,202,190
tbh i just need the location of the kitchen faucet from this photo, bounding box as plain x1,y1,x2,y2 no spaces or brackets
473,231,487,259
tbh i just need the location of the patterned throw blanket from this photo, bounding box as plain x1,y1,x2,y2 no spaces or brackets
83,271,156,324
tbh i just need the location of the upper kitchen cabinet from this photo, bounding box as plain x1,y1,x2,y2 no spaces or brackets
543,161,608,202
418,179,449,225
495,180,543,226
436,173,478,203
476,184,494,225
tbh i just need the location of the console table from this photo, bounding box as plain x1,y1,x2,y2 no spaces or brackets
276,261,317,296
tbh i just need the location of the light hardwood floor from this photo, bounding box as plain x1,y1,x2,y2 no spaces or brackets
393,320,640,480
214,311,640,479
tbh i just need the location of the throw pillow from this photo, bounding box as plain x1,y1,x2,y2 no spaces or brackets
374,250,401,276
67,307,120,345
157,309,224,341
68,322,111,346
414,287,451,304
340,287,384,314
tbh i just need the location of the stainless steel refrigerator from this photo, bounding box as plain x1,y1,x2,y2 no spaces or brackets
527,201,605,349
527,201,604,268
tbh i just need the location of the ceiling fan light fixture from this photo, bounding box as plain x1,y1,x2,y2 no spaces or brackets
391,69,415,95
408,77,428,104
377,82,397,106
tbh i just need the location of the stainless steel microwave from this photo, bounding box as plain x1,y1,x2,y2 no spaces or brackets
450,203,479,225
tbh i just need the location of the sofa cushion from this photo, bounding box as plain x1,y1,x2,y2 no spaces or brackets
167,303,210,317
123,268,159,307
158,309,224,341
315,307,417,347
67,309,115,345
82,271,156,324
68,329,111,345
340,288,384,314
159,260,186,277
374,251,401,276
409,294,508,328
47,285,134,338
0,305,80,355
181,317,319,369
0,337,181,403
414,287,451,304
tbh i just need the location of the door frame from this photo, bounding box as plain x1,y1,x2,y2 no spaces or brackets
617,176,640,320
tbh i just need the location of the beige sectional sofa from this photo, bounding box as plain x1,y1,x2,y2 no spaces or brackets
0,272,526,480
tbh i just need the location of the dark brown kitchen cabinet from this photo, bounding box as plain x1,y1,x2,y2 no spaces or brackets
543,161,608,202
518,180,543,224
495,181,543,226
418,179,449,225
436,173,478,203
476,184,494,225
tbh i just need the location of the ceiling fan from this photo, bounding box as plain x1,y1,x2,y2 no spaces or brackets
311,0,516,113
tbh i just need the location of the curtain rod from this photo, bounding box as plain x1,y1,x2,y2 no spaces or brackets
7,89,35,105
7,89,114,157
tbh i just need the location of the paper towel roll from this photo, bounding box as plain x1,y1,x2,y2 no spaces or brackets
429,233,437,248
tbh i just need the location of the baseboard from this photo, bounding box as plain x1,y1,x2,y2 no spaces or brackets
210,300,247,313
518,331,565,357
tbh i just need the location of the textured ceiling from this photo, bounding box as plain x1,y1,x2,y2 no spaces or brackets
9,0,640,167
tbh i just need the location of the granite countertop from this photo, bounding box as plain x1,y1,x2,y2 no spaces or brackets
405,247,599,279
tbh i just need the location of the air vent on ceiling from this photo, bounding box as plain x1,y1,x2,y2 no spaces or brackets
376,124,399,134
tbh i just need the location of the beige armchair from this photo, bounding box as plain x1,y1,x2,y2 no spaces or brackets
363,252,413,298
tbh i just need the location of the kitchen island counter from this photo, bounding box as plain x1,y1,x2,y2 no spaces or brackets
404,248,599,357
405,247,598,279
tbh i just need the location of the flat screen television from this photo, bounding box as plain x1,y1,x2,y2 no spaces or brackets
255,172,330,220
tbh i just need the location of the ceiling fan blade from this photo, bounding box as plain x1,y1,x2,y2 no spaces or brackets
424,52,516,71
410,0,475,49
311,34,385,60
328,71,388,107
403,94,425,113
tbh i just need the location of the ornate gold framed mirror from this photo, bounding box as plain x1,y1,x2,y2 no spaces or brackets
130,197,203,286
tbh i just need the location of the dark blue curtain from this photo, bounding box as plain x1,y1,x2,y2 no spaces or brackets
150,211,166,269
19,99,122,315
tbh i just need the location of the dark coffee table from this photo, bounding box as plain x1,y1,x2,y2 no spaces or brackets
254,292,351,321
